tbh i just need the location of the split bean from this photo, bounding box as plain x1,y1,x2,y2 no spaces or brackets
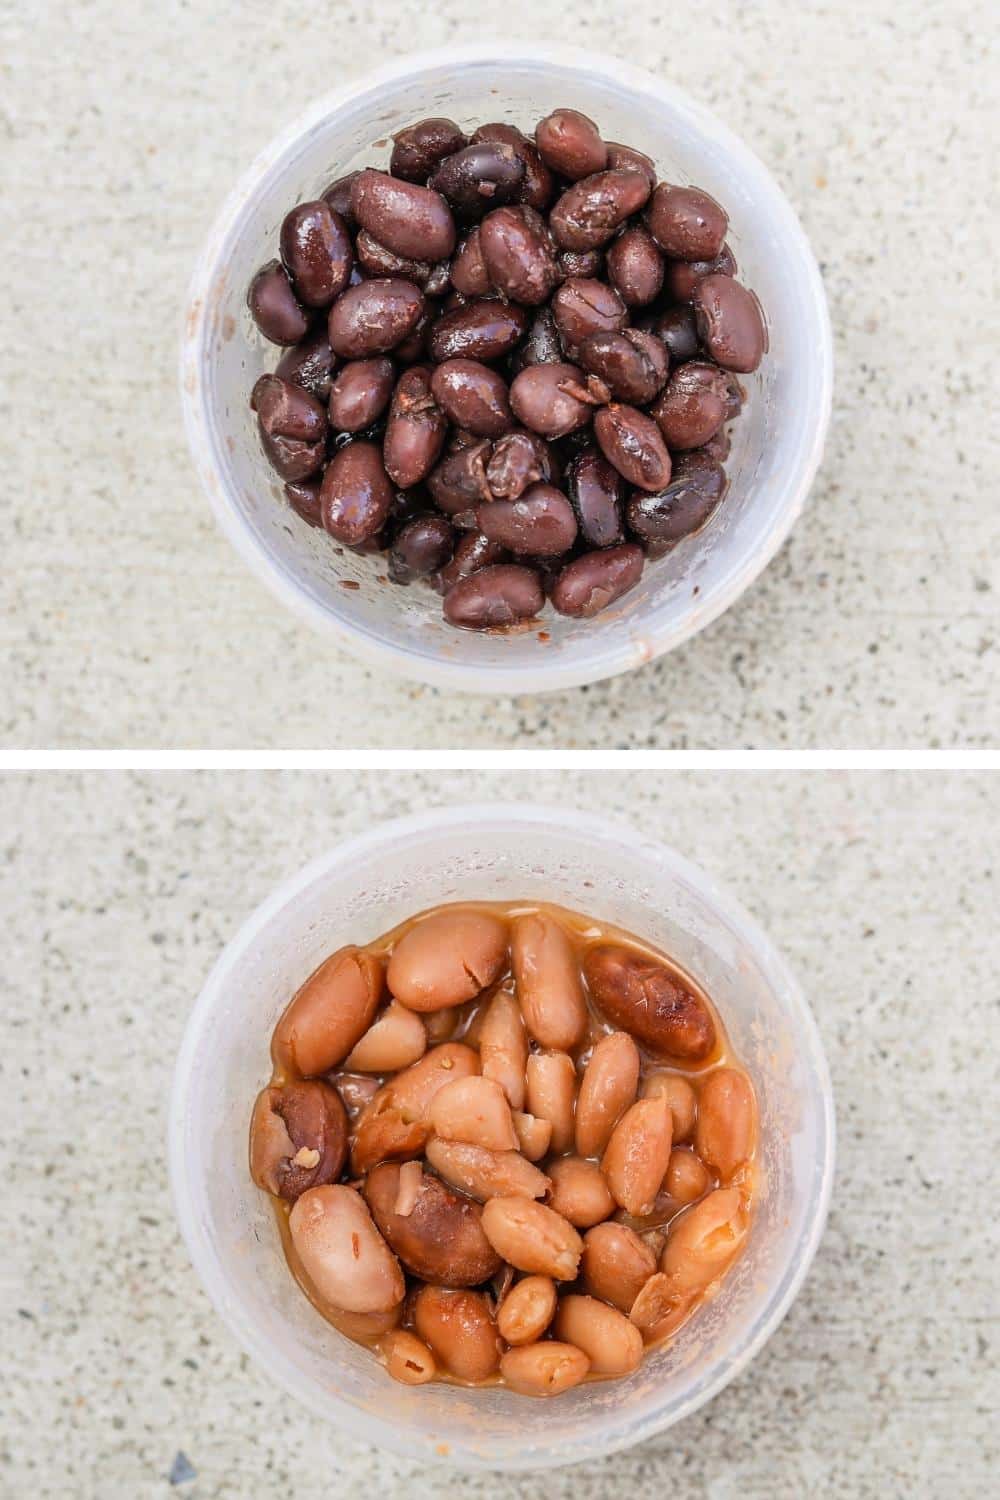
525,1050,577,1154
425,1137,551,1202
583,946,717,1061
388,910,508,1011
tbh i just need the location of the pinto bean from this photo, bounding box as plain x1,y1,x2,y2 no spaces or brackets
349,1043,479,1175
500,1342,590,1396
248,259,309,345
328,277,425,358
665,1147,711,1204
512,1111,552,1161
575,1031,640,1158
497,1275,557,1345
280,200,353,307
550,544,644,618
481,1197,583,1279
249,1080,348,1201
450,228,493,297
428,298,529,362
425,1137,551,1202
320,440,394,545
387,909,507,1011
430,359,514,436
328,357,395,432
552,277,628,352
694,1068,755,1180
627,1272,691,1338
479,205,559,306
343,1000,427,1072
659,1187,749,1295
383,1328,437,1385
546,1156,616,1229
583,946,717,1061
580,1222,657,1313
390,117,467,182
693,273,767,373
477,484,578,557
429,1075,519,1151
577,329,668,405
510,912,588,1050
651,361,730,450
642,1072,697,1143
554,1295,643,1376
485,429,556,500
364,1162,501,1286
602,1097,673,1217
413,1286,503,1382
351,168,456,262
443,564,544,630
606,224,664,307
272,946,384,1076
509,362,594,439
549,168,652,251
594,403,671,491
330,1071,380,1120
646,183,728,261
525,1050,577,1154
479,988,528,1109
429,141,525,219
289,1185,404,1314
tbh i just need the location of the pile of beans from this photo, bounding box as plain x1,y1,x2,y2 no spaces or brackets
249,903,757,1396
246,109,766,632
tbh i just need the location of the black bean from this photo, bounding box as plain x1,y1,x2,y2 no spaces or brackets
428,437,493,514
486,430,557,499
550,168,651,250
427,298,528,362
450,228,493,297
479,205,558,306
473,123,555,211
566,447,625,547
692,274,766,372
279,201,353,307
320,440,394,544
248,260,309,345
389,513,455,583
557,248,604,280
322,172,359,224
328,358,396,433
550,544,644,617
650,361,730,450
429,142,525,218
328,278,425,358
437,530,509,591
442,563,544,629
477,483,578,557
626,455,727,544
284,478,324,528
594,403,672,490
351,169,456,263
535,109,607,181
665,243,737,303
604,142,657,190
509,362,594,439
577,329,668,404
355,230,434,285
551,277,627,353
639,303,700,363
606,224,664,308
646,184,728,261
509,307,564,374
275,328,337,402
390,117,467,182
430,359,514,437
383,364,448,487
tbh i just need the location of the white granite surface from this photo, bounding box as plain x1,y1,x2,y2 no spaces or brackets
2,771,997,1495
2,2,997,747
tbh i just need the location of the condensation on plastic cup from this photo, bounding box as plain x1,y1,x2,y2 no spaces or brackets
179,45,833,696
169,804,835,1470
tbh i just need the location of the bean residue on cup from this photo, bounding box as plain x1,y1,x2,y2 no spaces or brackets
246,108,766,633
249,900,757,1396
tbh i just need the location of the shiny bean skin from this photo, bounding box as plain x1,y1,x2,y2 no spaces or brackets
351,168,456,263
497,1276,557,1345
429,141,525,219
646,183,728,261
602,1096,674,1217
549,168,652,251
272,946,383,1076
486,429,556,499
525,1049,577,1154
327,357,395,432
641,303,700,363
390,117,467,182
252,376,328,481
320,440,395,545
481,1197,583,1280
479,205,559,305
510,307,564,371
509,363,594,439
594,404,672,491
289,1185,405,1314
551,277,627,352
695,1067,755,1180
513,1111,552,1161
280,200,353,307
364,1162,501,1286
693,273,766,373
553,1295,643,1376
322,171,359,223
389,513,455,584
384,1042,481,1120
627,1272,688,1336
387,909,508,1011
350,1043,479,1175
511,911,588,1049
565,447,625,547
550,543,644,618
642,1073,697,1143
429,1075,519,1151
606,224,664,308
383,365,448,487
477,484,578,558
472,124,555,211
428,438,492,513
557,248,604,280
284,478,324,527
275,327,337,402
248,259,309,345
575,1030,640,1158
430,358,514,436
383,1329,437,1385
660,1187,748,1296
442,564,544,630
665,243,737,303
535,108,607,181
577,329,669,405
328,278,425,358
604,141,658,189
500,1342,590,1396
437,529,507,589
249,1080,348,1201
355,230,434,286
546,1157,616,1229
428,298,528,363
583,946,717,1061
580,1222,657,1313
479,989,528,1110
425,1137,551,1202
412,1286,503,1382
626,457,727,546
450,228,493,297
330,1071,380,1120
343,1000,427,1072
665,1147,711,1204
651,361,730,450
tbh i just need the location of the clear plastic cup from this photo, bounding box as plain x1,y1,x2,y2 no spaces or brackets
169,804,834,1470
180,44,832,696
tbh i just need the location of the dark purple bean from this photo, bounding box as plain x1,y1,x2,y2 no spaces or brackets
429,142,525,218
442,564,544,630
551,278,627,354
275,328,337,402
693,274,767,373
697,425,732,463
594,404,672,491
279,201,353,308
473,124,554,211
450,229,493,298
260,430,325,481
486,430,556,499
351,169,456,263
328,358,396,433
665,244,737,303
389,513,455,583
577,329,668,405
383,365,448,487
509,362,594,439
424,262,451,298
651,361,730,450
604,142,657,190
437,530,508,591
535,109,607,181
427,299,528,363
428,438,493,514
509,307,563,374
248,260,309,345
557,248,604,280
252,374,327,478
566,448,625,548
355,230,433,285
627,456,727,544
390,117,467,182
640,304,699,364
551,543,644,617
284,478,325,527
646,184,728,261
328,279,425,358
322,172,359,224
550,169,652,251
606,225,664,308
430,359,513,437
320,440,394,544
479,206,558,306
477,483,577,557
723,372,744,420
393,307,433,364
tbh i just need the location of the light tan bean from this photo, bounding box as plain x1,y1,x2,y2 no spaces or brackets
525,1049,577,1154
546,1156,616,1228
413,1286,503,1382
580,1222,657,1313
288,1185,405,1314
387,1042,480,1117
642,1072,697,1143
387,910,508,1011
343,1000,427,1072
665,1147,710,1204
500,1342,590,1397
497,1275,557,1345
553,1294,643,1376
273,947,384,1076
602,1096,673,1216
513,1111,552,1161
628,1272,687,1335
425,1137,550,1201
429,1075,518,1151
481,1197,583,1279
328,1303,401,1341
423,1006,459,1043
660,1187,748,1296
575,1031,640,1157
695,1068,755,1180
479,989,528,1110
640,1227,667,1261
350,1043,479,1174
511,912,588,1049
383,1328,437,1385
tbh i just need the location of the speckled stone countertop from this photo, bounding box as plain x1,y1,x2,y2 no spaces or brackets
2,2,997,747
2,771,996,1495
